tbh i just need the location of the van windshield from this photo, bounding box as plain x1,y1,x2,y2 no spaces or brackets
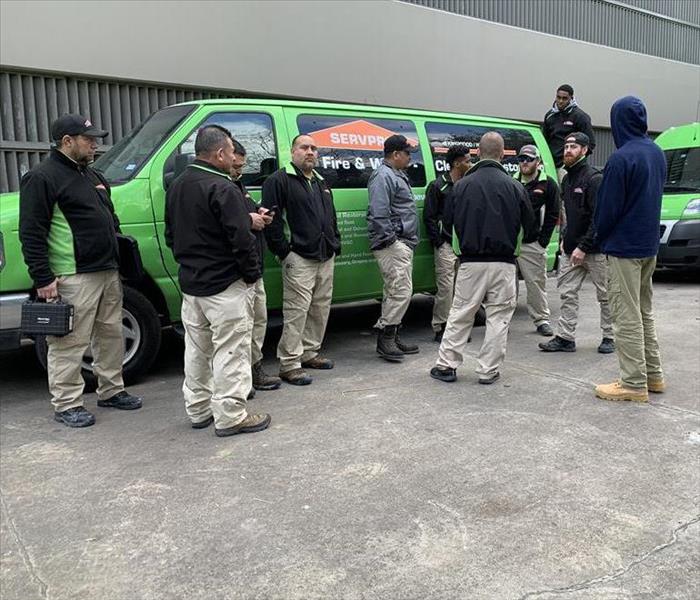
664,148,700,193
94,104,195,184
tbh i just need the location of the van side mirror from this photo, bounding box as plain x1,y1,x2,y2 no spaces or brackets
163,153,195,190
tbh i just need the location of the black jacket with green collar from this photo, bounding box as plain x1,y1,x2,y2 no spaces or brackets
261,163,341,262
423,172,455,247
164,159,261,296
19,149,120,289
514,169,560,247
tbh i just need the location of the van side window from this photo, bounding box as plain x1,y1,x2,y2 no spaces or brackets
425,122,536,175
297,114,426,189
166,112,277,187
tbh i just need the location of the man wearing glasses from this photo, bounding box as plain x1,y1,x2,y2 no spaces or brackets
514,145,560,337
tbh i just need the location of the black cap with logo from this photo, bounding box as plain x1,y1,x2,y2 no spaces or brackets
51,114,109,141
384,134,418,154
564,132,590,147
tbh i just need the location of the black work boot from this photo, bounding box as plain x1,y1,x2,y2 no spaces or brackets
539,336,576,352
54,406,95,428
97,391,143,410
252,361,282,391
376,325,404,362
597,337,615,354
395,325,419,354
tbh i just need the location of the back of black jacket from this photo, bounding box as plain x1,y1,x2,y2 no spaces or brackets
561,158,602,255
445,160,535,264
164,160,261,297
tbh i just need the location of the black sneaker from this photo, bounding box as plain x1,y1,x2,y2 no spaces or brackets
97,391,143,410
430,366,457,382
539,336,576,352
191,415,214,429
54,406,95,428
478,372,501,385
536,323,554,337
598,337,615,354
215,413,271,437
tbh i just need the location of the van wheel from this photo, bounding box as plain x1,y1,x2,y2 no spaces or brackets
34,286,162,392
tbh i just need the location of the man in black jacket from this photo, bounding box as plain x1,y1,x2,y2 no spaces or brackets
230,140,280,392
19,114,143,428
165,125,271,437
514,144,560,337
430,132,535,385
542,84,596,180
261,134,341,386
539,132,614,355
423,144,471,342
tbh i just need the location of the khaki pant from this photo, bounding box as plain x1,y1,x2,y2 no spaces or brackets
608,256,663,389
278,252,334,372
516,241,551,326
556,253,613,342
437,262,517,378
373,240,414,329
181,279,255,428
47,270,125,411
251,278,268,366
432,242,459,332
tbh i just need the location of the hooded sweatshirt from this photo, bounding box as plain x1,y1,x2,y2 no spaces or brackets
594,96,666,258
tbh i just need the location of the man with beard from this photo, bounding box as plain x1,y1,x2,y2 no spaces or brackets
539,132,614,355
19,114,143,428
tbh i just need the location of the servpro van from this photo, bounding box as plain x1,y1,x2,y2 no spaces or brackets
0,99,557,383
655,122,700,269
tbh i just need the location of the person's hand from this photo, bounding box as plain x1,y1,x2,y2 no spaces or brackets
258,207,273,226
249,212,266,231
37,279,59,300
570,247,586,266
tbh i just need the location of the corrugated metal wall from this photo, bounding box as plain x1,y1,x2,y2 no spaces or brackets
404,0,700,64
0,71,240,193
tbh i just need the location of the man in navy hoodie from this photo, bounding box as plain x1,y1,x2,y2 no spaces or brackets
593,96,666,403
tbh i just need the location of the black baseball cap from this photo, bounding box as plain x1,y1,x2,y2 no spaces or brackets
565,132,590,147
384,134,418,154
51,114,109,141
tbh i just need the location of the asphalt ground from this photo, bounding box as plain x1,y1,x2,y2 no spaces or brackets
1,271,699,600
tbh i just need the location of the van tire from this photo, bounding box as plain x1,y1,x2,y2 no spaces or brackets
34,286,162,392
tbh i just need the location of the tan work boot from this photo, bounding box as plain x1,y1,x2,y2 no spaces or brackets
647,377,666,393
215,413,271,437
595,381,649,403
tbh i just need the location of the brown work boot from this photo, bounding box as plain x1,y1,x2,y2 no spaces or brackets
280,368,313,386
252,361,282,391
647,377,666,394
215,413,271,437
301,356,334,370
595,381,648,403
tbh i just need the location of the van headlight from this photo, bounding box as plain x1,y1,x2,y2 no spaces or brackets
682,198,700,218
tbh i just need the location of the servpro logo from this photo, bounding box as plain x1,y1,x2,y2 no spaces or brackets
308,120,418,151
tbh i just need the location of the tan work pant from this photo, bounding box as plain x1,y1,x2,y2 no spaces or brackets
607,256,663,389
432,242,459,332
251,278,268,366
47,270,125,411
516,241,551,326
181,279,254,428
373,240,414,329
437,262,517,378
556,253,613,342
278,253,334,372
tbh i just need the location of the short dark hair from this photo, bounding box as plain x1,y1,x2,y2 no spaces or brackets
232,139,246,156
194,124,233,155
557,84,574,97
445,145,470,168
291,133,313,148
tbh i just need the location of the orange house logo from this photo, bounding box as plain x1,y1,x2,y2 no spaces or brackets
308,120,418,151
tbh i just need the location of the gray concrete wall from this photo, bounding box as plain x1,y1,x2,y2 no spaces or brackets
1,0,698,132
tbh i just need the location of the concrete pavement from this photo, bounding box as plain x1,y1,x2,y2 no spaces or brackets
1,273,698,600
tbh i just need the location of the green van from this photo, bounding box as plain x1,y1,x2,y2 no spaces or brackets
0,99,557,383
654,122,700,269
